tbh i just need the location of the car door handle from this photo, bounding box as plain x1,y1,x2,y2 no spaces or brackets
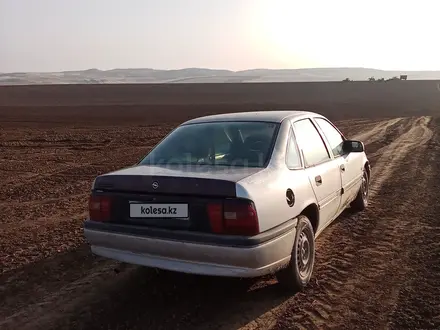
315,175,322,185
340,164,345,172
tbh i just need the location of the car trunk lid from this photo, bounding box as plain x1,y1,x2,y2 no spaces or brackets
93,164,262,196
90,165,262,233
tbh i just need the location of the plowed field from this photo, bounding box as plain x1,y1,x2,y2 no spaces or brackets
1,98,439,329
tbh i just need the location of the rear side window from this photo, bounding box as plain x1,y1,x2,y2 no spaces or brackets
293,119,330,167
314,118,344,157
140,121,279,168
286,129,301,168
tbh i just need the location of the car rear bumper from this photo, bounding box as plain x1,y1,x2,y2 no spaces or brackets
83,219,297,278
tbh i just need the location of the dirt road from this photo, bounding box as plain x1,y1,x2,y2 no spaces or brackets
1,116,439,330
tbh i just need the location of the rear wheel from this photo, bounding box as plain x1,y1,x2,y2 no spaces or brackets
276,215,315,292
351,169,369,211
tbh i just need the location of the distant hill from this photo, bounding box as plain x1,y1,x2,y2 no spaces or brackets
1,67,440,85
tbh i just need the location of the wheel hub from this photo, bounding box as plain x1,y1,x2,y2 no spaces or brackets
362,174,368,200
297,232,311,276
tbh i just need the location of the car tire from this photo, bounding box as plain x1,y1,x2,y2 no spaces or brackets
275,215,315,292
350,169,369,212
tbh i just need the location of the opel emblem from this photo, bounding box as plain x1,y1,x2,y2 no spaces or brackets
152,181,159,189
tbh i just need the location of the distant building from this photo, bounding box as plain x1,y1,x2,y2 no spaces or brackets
400,75,408,80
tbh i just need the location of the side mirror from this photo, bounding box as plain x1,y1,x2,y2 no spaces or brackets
342,140,364,153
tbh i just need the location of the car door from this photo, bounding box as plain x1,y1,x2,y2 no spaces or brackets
292,118,343,231
312,117,364,210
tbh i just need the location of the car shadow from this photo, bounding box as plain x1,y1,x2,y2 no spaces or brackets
1,245,298,330
2,206,363,330
71,265,294,330
0,246,100,311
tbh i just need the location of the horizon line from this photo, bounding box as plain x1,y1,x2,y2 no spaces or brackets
3,66,440,75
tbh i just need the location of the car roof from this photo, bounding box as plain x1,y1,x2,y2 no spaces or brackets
182,110,320,125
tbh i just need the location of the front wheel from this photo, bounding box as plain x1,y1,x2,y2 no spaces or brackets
275,215,315,292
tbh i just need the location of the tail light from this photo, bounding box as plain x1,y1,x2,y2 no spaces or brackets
89,195,112,222
206,203,223,234
207,199,259,236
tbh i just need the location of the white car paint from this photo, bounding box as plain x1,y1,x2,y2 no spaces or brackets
84,110,370,278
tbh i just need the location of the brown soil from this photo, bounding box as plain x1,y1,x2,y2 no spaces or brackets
1,84,439,330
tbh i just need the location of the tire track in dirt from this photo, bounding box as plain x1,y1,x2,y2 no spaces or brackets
321,117,434,329
367,116,432,198
2,116,439,330
269,116,437,330
386,118,440,329
230,116,418,329
67,116,430,330
351,117,403,144
334,118,385,143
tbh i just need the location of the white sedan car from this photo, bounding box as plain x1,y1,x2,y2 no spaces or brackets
84,110,370,291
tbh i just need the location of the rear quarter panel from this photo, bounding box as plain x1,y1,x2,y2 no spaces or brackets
236,167,317,233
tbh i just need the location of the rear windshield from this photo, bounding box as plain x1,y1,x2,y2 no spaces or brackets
139,121,280,167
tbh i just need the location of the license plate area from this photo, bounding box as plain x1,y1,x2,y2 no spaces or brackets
129,202,189,219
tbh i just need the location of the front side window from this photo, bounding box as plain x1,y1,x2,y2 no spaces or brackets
314,118,344,157
293,119,330,167
140,121,279,168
